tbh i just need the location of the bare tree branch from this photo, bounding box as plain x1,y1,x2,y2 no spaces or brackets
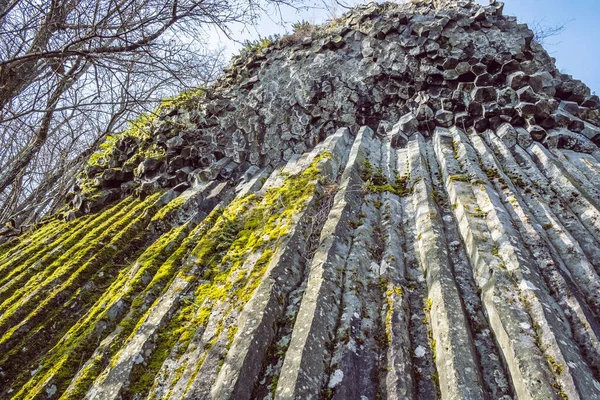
0,0,299,225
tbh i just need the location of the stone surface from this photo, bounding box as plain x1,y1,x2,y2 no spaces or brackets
2,1,600,399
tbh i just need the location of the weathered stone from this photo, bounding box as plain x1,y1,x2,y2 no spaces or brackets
527,122,547,141
455,61,471,75
454,111,470,126
497,87,517,106
443,69,460,80
557,78,591,103
501,59,520,74
398,112,419,135
8,2,600,400
529,71,554,94
474,72,493,87
506,71,528,90
534,99,555,119
166,135,184,149
473,7,487,21
471,63,487,75
377,120,393,136
515,126,533,148
568,118,585,133
467,100,484,117
582,121,600,142
136,158,160,175
496,122,518,148
539,116,557,130
545,128,598,153
515,101,536,117
471,86,497,103
443,57,459,70
483,102,500,118
435,109,454,127
560,100,581,116
473,117,489,132
416,104,434,121
516,85,539,103
582,95,600,108
167,155,185,172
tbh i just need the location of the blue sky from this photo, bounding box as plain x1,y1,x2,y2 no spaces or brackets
502,0,600,94
210,0,600,94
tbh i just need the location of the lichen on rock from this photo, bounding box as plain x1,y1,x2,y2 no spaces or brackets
3,0,600,399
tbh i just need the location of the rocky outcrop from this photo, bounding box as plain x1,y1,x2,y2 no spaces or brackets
2,0,600,399
69,0,600,215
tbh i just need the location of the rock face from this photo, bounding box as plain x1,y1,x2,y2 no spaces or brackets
2,0,600,399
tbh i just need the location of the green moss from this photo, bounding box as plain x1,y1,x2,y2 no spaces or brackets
0,215,91,287
269,375,280,394
382,280,404,345
362,160,412,197
453,139,461,160
116,153,333,398
87,134,118,166
431,372,441,396
546,355,564,375
80,85,207,195
4,194,181,399
511,176,526,188
160,87,206,110
485,168,500,180
292,20,311,33
26,220,194,399
426,298,433,312
0,216,65,260
0,197,140,321
242,36,278,54
378,277,390,294
152,195,187,222
12,152,331,398
122,313,185,398
472,209,488,218
227,325,239,348
449,174,472,183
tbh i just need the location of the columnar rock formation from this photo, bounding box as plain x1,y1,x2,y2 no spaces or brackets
2,0,600,399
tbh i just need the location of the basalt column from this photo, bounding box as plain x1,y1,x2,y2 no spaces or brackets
2,1,600,399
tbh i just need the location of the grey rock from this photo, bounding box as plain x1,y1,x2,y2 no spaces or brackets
166,135,184,149
471,86,497,103
398,112,419,135
416,104,434,121
515,126,533,148
136,158,160,176
435,109,454,127
21,4,600,399
516,85,539,103
545,128,598,153
527,123,547,141
515,101,536,117
535,99,555,119
496,122,518,148
506,71,528,90
582,95,600,108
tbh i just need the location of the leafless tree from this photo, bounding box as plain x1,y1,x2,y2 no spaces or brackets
0,0,297,227
530,17,572,46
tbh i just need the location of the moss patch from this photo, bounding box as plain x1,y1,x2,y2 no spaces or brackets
362,160,413,197
2,194,172,399
122,153,332,398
